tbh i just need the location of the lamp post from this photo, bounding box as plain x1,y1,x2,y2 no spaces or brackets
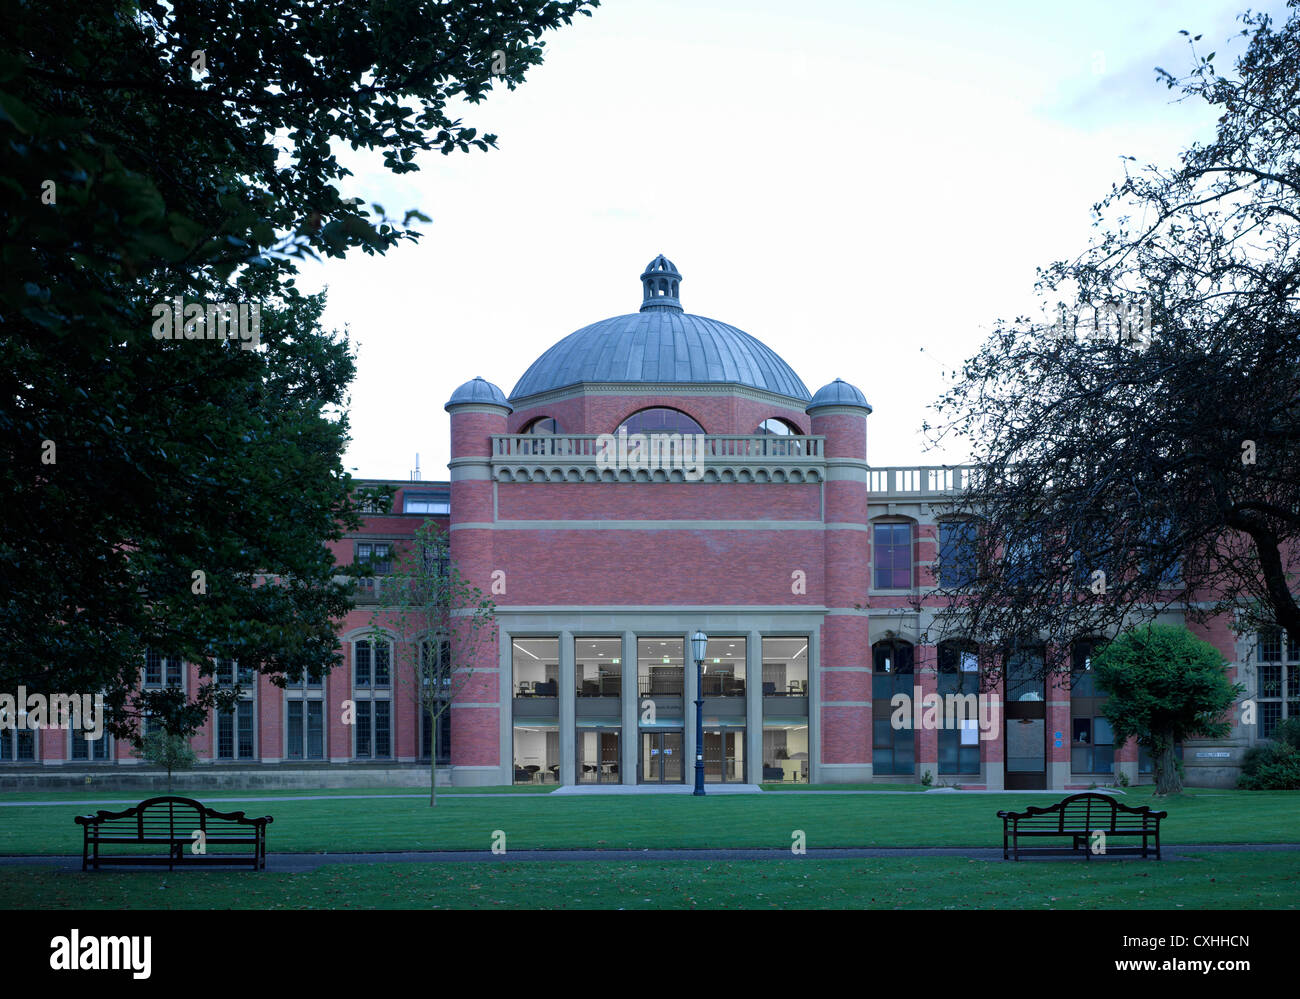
691,630,708,796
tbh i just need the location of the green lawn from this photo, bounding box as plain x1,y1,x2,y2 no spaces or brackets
2,852,1297,909
2,787,1295,855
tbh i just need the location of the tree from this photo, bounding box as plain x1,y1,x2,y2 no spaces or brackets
133,728,199,793
925,6,1300,681
1092,624,1241,794
1,0,596,742
369,521,496,805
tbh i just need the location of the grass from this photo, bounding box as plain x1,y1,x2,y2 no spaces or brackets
2,787,1295,856
2,852,1297,909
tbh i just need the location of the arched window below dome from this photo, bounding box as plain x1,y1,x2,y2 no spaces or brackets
517,416,563,456
616,407,705,436
755,417,805,455
522,417,560,434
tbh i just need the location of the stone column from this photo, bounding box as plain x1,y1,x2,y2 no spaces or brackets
746,630,762,784
559,630,575,786
622,631,637,785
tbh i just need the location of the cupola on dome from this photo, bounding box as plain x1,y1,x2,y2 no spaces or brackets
509,256,811,402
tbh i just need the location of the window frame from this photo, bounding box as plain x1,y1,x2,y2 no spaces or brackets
872,521,914,590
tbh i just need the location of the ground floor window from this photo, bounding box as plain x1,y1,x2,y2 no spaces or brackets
421,704,451,765
286,699,324,760
0,729,35,762
1070,639,1113,774
514,725,559,784
70,731,112,762
1257,627,1300,739
703,726,745,782
762,724,808,782
873,639,914,775
354,699,391,760
217,700,256,760
938,640,980,775
577,727,620,783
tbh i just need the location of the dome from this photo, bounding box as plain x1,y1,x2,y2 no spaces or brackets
509,257,811,402
806,378,871,413
445,376,512,412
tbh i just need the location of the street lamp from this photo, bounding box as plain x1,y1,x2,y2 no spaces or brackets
691,630,708,796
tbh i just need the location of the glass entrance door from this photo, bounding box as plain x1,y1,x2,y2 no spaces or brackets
1005,651,1046,789
577,728,621,784
703,728,745,782
640,731,684,783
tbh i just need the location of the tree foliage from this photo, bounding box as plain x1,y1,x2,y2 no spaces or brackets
1,0,595,741
1092,624,1241,794
926,5,1300,677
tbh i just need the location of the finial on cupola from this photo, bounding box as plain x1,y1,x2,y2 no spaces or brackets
640,254,683,313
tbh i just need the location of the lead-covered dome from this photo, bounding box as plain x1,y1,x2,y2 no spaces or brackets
445,376,512,412
509,257,811,402
806,378,871,413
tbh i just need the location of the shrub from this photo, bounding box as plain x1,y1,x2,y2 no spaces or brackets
1270,716,1300,751
1238,741,1300,790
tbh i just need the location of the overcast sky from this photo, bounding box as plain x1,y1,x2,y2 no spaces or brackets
295,0,1289,481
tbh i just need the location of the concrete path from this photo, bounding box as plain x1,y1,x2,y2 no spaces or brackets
551,783,764,795
0,787,1126,808
2,842,1296,872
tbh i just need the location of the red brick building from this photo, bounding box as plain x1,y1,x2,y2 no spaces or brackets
7,256,1294,789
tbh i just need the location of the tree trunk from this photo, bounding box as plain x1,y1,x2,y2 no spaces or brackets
1154,732,1181,795
428,708,439,808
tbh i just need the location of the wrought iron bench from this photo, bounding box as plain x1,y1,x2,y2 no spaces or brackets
75,795,273,871
997,792,1167,861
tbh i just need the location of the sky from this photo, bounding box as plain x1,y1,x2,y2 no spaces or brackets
293,0,1291,481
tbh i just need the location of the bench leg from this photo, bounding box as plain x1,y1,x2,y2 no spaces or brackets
1002,826,1009,861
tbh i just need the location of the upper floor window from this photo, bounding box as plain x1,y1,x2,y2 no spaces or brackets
144,650,183,687
354,639,391,687
616,407,704,436
356,542,392,596
1004,531,1043,589
522,417,560,434
356,542,391,574
403,491,449,516
215,657,255,687
873,523,912,589
937,520,978,589
1256,627,1300,739
756,418,800,435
